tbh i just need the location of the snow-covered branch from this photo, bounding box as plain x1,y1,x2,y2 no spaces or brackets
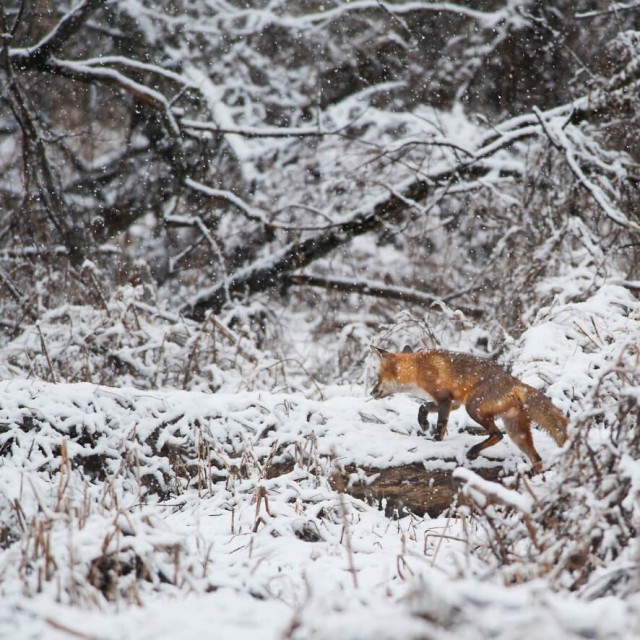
533,107,639,232
180,176,432,319
180,119,329,139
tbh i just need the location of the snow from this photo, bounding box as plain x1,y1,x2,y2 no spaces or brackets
0,377,463,637
454,467,534,513
0,342,638,638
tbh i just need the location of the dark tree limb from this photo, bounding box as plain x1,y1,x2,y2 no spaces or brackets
181,179,430,320
9,0,108,68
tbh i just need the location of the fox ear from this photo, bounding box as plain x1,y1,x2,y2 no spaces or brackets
370,345,389,359
402,345,413,353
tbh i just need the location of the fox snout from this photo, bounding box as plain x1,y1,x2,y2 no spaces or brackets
371,381,390,398
370,345,395,398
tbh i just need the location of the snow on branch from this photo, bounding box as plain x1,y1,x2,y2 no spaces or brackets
575,2,640,20
78,55,200,89
180,177,430,320
533,107,640,233
454,467,534,513
180,119,330,139
45,58,187,178
184,179,269,225
178,0,524,34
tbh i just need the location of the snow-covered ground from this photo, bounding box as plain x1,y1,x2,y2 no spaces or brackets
0,380,636,637
0,280,639,638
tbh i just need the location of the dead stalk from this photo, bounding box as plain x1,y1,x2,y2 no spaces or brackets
430,511,453,567
252,485,272,533
338,492,358,589
55,438,70,512
45,617,101,640
36,321,57,383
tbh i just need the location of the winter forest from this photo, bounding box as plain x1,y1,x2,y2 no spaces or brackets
1,0,640,638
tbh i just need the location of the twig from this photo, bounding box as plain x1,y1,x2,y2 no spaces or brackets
252,485,271,532
10,0,107,66
338,493,359,588
430,510,453,567
183,179,269,225
45,617,102,640
575,2,640,19
36,321,57,383
180,119,331,138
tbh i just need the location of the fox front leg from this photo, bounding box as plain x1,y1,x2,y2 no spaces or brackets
417,399,452,440
417,402,438,431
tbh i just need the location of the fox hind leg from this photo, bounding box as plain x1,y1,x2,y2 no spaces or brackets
467,385,543,473
464,394,504,460
502,408,542,473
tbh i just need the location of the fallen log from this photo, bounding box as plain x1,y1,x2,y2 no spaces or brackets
329,462,505,518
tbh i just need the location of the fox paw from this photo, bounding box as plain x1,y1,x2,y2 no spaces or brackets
466,447,480,460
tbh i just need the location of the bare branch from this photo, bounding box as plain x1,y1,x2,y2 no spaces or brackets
164,214,229,290
0,19,84,263
0,265,24,303
286,274,483,318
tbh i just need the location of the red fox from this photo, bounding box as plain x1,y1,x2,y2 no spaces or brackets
371,346,568,473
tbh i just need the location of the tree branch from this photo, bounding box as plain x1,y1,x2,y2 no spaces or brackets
0,9,85,264
286,274,483,318
41,58,188,183
181,179,429,320
10,0,107,67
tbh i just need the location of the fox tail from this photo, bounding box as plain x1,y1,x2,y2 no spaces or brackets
524,386,568,446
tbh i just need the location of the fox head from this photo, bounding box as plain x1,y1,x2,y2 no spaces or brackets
370,346,411,398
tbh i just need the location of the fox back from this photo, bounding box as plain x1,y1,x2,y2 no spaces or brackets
371,349,509,403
